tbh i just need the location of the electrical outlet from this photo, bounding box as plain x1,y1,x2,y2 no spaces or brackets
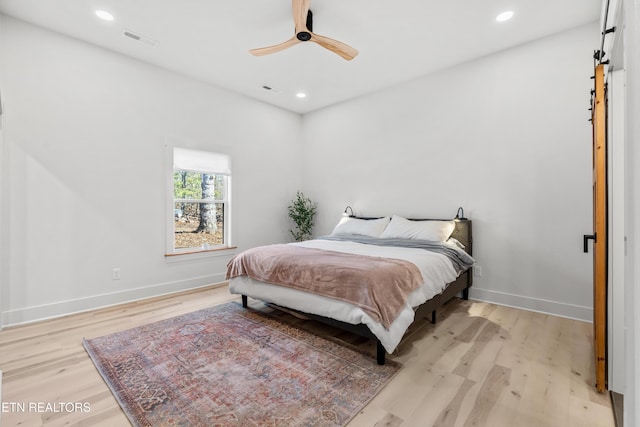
112,268,121,280
473,265,482,277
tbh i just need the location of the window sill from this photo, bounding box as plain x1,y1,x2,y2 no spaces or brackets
165,246,238,263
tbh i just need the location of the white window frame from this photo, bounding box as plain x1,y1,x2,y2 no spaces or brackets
165,145,233,257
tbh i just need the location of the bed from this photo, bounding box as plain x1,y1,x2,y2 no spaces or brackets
226,214,474,365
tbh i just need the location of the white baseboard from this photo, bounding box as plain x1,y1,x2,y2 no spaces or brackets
469,287,593,323
1,280,593,327
1,273,227,327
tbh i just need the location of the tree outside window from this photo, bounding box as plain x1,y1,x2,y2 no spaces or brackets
171,148,231,252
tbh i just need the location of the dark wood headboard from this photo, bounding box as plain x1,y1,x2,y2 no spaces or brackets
450,219,473,256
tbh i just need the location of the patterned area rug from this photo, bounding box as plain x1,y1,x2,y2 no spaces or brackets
83,302,400,426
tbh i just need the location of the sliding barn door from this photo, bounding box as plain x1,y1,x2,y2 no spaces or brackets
590,63,607,393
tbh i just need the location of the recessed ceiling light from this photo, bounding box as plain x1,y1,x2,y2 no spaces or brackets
296,92,307,99
496,11,514,22
96,10,114,21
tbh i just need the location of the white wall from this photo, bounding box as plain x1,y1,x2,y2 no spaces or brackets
302,23,599,321
0,16,303,325
0,15,604,327
621,0,640,423
0,13,5,330
604,0,640,421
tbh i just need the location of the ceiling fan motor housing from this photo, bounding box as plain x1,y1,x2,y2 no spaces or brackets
296,9,313,40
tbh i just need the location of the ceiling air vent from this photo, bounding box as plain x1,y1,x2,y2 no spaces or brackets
123,30,159,47
262,85,281,94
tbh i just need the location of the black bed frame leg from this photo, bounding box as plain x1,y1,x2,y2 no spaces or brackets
431,310,437,324
241,295,248,308
463,287,469,300
376,341,386,365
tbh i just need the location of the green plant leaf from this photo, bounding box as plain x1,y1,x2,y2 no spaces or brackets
287,191,317,242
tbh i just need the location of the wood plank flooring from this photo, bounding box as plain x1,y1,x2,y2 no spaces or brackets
0,285,614,426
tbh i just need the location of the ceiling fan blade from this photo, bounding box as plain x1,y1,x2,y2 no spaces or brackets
310,33,359,61
249,36,301,56
292,0,311,33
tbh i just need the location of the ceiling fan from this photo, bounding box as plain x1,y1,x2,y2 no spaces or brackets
250,0,359,61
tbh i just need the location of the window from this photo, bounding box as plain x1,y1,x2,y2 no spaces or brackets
168,147,231,254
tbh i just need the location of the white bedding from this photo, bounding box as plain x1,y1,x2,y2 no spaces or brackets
228,238,461,353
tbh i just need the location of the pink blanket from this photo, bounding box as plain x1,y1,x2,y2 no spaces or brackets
226,244,424,329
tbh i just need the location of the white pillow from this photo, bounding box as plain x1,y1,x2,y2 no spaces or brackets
331,216,391,237
380,215,455,242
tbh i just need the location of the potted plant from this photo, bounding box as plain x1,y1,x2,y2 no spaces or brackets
288,191,317,241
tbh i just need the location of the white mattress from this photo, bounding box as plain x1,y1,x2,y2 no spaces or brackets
228,239,461,353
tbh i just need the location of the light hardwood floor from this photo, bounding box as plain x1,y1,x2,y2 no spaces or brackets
0,285,614,426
